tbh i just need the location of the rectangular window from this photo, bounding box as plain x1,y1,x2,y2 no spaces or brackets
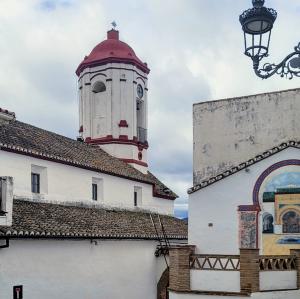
134,186,142,207
92,183,98,201
92,178,103,201
31,165,47,195
31,173,40,194
134,191,137,207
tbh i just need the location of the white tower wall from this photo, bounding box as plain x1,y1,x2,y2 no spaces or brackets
78,63,149,173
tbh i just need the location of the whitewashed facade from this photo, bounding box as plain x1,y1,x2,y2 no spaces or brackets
0,240,167,299
0,28,185,299
169,89,300,299
0,150,173,215
77,29,150,173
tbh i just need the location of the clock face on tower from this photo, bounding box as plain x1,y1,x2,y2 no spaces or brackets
137,84,143,99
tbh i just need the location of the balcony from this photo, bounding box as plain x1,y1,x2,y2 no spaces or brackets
137,127,147,144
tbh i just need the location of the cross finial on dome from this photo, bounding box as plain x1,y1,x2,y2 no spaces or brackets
111,21,117,30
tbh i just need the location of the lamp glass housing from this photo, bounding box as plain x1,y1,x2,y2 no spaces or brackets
240,2,277,61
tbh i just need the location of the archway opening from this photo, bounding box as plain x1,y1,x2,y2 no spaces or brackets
282,211,300,233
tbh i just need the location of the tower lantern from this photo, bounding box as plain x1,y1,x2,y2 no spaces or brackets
76,29,150,173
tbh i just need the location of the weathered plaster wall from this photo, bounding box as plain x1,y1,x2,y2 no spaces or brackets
193,88,300,184
0,239,166,299
0,150,174,215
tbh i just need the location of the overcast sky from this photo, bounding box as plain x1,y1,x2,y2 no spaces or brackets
0,0,299,218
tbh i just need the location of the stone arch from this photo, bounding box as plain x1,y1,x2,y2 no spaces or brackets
157,267,169,299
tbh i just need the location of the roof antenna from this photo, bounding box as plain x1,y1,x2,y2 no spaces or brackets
111,21,117,30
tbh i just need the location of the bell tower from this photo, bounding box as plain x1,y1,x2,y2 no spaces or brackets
76,29,150,173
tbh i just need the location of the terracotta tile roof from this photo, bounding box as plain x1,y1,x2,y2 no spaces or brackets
188,140,300,194
0,120,177,199
0,200,187,239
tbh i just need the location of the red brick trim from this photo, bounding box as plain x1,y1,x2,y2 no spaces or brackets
120,158,148,167
76,58,150,76
238,205,260,212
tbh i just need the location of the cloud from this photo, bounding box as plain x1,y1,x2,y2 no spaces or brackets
0,0,299,216
39,0,73,11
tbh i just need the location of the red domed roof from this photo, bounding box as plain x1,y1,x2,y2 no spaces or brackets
76,30,150,76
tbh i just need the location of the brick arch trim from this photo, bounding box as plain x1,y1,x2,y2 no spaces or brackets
157,267,169,299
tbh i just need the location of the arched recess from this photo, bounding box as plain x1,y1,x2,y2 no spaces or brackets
262,212,274,233
247,159,300,249
282,210,300,233
92,81,106,93
92,81,107,137
252,160,300,206
157,267,169,299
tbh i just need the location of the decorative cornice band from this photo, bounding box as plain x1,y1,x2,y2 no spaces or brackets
85,136,149,149
120,158,148,167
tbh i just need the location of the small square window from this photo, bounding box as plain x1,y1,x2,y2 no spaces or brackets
92,183,98,201
31,173,40,194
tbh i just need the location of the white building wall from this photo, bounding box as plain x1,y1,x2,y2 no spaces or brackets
259,271,297,291
0,239,167,299
189,147,300,254
0,150,173,215
193,88,300,184
190,270,240,292
169,290,300,299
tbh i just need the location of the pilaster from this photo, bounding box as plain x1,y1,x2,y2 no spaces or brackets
169,245,195,292
239,248,260,293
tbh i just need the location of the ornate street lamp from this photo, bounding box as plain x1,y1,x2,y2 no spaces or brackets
239,0,300,79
